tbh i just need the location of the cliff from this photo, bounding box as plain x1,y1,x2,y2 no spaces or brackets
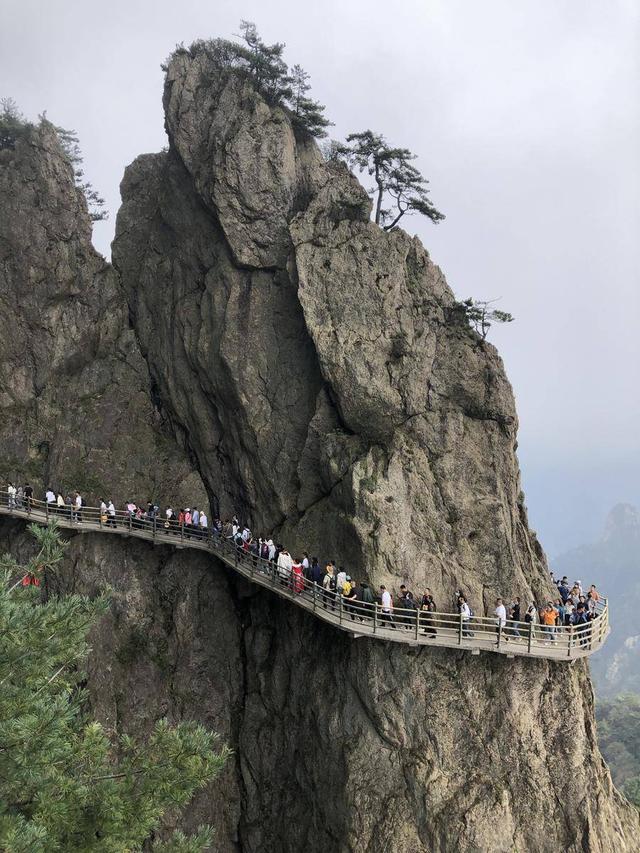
0,45,637,852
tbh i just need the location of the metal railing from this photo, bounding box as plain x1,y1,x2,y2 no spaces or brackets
0,493,609,661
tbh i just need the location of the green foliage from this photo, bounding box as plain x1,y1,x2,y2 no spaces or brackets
166,21,331,138
597,693,640,807
335,129,445,230
0,524,229,852
0,96,106,222
54,124,107,222
0,97,32,150
289,64,331,138
453,298,514,340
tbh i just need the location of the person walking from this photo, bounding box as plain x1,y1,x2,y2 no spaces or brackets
24,482,33,512
358,581,376,621
421,589,437,637
494,597,508,644
74,492,82,523
458,594,472,638
322,564,337,609
509,597,522,638
379,585,395,628
7,482,16,509
277,548,293,586
291,558,304,594
107,500,117,528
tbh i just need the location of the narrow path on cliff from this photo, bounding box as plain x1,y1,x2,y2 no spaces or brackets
0,497,609,662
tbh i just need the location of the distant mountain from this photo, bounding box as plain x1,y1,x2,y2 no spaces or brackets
553,503,640,695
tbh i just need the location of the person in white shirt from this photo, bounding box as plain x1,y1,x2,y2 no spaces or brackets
494,597,508,644
7,482,16,509
277,549,293,584
107,500,116,528
458,594,473,638
74,492,82,522
336,568,347,592
379,585,395,628
267,539,276,562
199,512,208,535
46,488,56,506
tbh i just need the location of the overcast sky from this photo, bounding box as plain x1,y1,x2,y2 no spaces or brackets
2,0,638,554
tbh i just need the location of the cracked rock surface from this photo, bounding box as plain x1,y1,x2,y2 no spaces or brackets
0,46,637,852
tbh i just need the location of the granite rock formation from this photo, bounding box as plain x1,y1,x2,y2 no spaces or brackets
0,43,637,852
0,120,201,505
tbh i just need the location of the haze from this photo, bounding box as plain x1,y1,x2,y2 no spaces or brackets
2,0,638,554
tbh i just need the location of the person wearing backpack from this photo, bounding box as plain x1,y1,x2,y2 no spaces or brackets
358,581,376,622
458,594,473,638
322,564,337,609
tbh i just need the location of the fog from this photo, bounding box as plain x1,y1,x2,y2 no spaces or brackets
2,0,638,553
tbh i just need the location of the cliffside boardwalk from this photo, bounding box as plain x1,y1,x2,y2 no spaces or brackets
0,495,609,662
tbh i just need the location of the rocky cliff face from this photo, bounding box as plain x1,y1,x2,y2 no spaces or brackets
0,44,637,852
0,121,201,505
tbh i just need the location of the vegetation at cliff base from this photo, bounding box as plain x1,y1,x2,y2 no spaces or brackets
596,693,640,807
0,523,229,852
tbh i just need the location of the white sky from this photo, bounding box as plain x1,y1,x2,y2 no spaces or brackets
2,0,638,553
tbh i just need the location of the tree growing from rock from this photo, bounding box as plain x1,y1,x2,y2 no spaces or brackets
1,97,107,222
0,97,32,150
337,130,445,230
54,124,108,222
173,22,331,138
0,523,229,852
289,64,331,138
455,298,514,339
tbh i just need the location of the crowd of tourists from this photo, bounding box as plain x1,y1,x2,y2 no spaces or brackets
4,481,601,644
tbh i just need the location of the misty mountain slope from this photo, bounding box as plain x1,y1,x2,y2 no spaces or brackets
554,503,640,696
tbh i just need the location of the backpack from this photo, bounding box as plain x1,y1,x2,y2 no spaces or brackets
329,575,337,591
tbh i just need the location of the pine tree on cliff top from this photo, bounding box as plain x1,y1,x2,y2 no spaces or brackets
0,523,229,852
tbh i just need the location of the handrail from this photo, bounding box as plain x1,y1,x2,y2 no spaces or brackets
0,493,609,661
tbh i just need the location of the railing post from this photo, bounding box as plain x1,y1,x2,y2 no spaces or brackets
180,521,184,544
458,613,463,645
313,582,317,612
45,501,49,523
527,620,533,654
373,602,378,634
339,594,343,625
128,512,132,533
568,626,573,657
153,515,157,539
415,608,420,641
497,621,502,649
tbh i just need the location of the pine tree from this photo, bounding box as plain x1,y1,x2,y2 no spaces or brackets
0,98,32,150
54,125,108,222
0,523,229,852
235,20,292,104
288,65,332,138
338,130,445,230
454,298,514,340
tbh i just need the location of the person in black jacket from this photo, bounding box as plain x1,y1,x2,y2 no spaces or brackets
509,597,522,638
